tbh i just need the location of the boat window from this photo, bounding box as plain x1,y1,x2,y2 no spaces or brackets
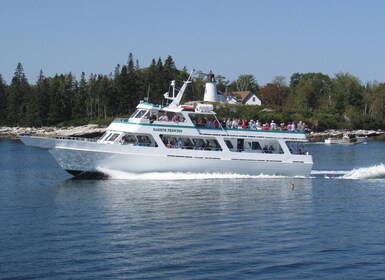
192,138,206,149
225,139,275,153
160,135,194,149
175,113,185,122
183,138,194,149
137,135,152,146
100,132,110,141
237,139,244,152
287,141,307,155
121,134,136,144
107,133,120,142
159,135,220,151
225,140,234,149
129,109,140,118
206,139,222,151
251,142,262,150
191,114,218,128
133,109,148,119
158,111,169,121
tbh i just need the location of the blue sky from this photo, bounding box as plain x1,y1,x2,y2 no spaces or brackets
1,0,385,85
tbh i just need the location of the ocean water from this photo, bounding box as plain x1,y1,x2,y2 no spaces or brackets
1,139,385,279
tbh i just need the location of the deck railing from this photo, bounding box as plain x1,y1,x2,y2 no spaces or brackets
54,136,98,142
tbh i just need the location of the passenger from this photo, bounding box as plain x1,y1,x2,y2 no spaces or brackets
270,120,277,130
206,119,212,127
287,122,292,132
166,140,172,148
241,119,247,129
221,118,227,128
226,118,232,128
149,113,157,123
262,122,269,131
196,118,203,126
203,142,211,150
291,121,296,132
238,119,243,129
213,119,219,128
263,145,269,153
249,120,256,130
231,119,238,129
256,120,262,130
159,114,168,121
172,115,178,122
176,138,183,148
202,117,207,126
298,121,306,131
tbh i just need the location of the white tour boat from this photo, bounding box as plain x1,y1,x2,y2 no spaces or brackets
19,72,313,177
325,133,368,145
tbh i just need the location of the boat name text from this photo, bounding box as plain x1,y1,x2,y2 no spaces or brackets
153,128,183,133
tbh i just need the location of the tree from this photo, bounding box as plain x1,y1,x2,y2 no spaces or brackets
7,63,31,125
260,78,289,106
0,74,6,124
229,74,259,93
331,72,363,113
32,70,51,125
290,72,331,111
72,72,87,120
363,82,385,121
95,74,114,119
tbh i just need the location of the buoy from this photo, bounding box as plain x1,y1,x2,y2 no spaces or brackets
290,183,295,190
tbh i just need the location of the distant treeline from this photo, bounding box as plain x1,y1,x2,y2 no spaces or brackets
0,53,384,131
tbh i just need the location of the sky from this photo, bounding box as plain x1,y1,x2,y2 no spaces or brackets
1,0,385,86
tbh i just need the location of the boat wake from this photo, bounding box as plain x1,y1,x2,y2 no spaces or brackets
340,163,385,180
313,163,385,180
96,168,296,180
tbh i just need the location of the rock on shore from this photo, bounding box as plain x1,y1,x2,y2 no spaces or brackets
0,124,107,139
309,129,385,141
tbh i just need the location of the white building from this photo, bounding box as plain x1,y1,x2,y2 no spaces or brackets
232,91,261,105
203,71,261,105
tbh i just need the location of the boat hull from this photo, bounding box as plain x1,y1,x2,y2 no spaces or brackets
49,145,312,177
19,135,58,149
19,134,313,177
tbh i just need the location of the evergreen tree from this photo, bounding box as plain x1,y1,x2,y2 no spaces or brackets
47,75,63,124
33,70,50,126
126,53,141,111
114,65,131,115
72,72,87,120
7,63,31,125
25,79,41,127
0,74,7,124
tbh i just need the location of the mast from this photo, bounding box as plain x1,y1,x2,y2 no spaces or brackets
165,71,194,109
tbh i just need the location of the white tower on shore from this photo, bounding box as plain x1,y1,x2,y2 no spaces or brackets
203,71,218,102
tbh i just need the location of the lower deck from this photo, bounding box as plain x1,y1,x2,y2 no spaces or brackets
98,130,309,156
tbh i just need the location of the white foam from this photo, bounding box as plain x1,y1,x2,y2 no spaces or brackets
340,163,385,180
96,167,289,180
311,170,347,175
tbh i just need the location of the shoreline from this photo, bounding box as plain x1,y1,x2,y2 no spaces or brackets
309,129,385,141
0,124,107,139
1,125,384,141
